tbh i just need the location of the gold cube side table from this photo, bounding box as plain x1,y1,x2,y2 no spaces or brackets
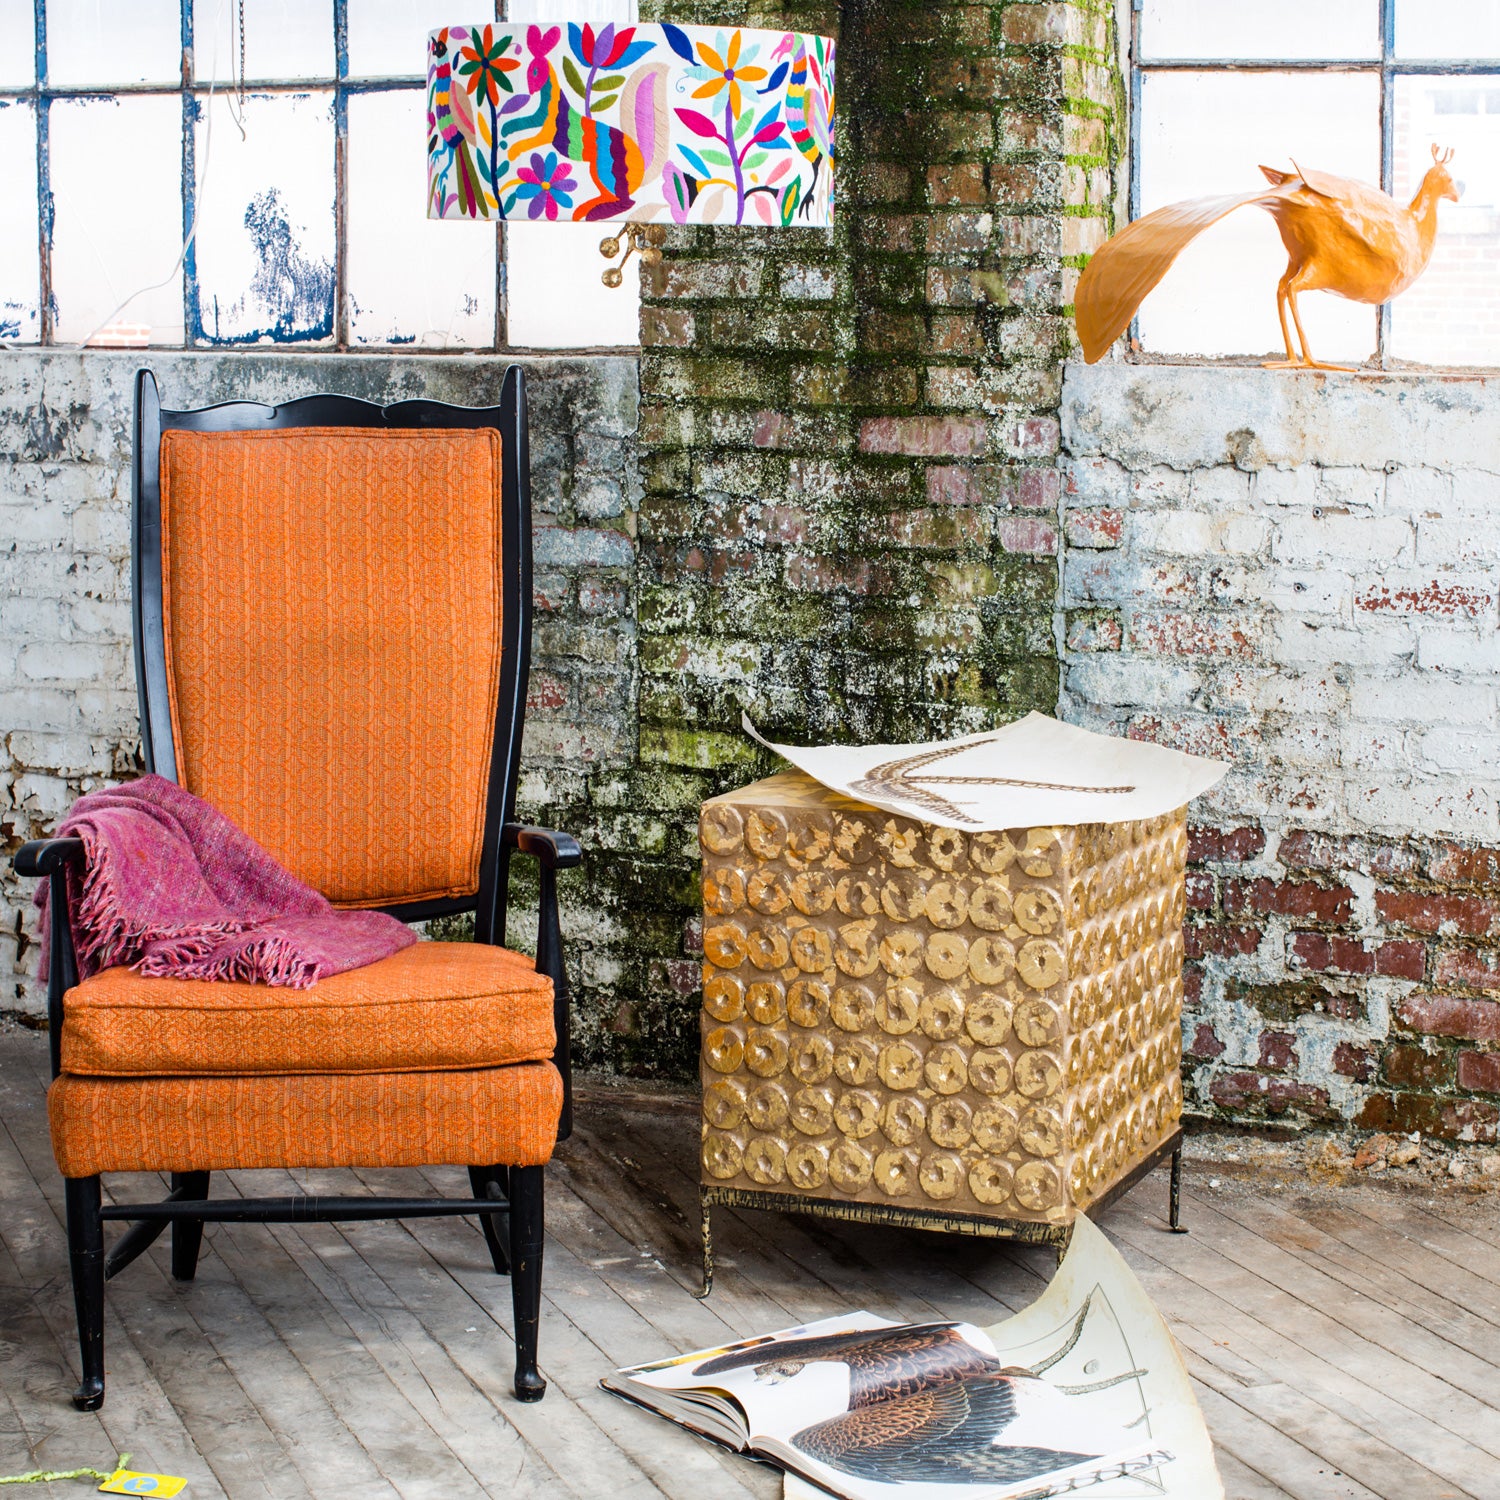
696,771,1188,1295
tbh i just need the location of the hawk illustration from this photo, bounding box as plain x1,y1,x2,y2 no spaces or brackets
693,1303,1146,1486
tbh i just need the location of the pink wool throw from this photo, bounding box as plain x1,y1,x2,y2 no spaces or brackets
36,774,416,988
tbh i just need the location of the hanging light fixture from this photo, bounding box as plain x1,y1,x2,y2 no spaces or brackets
426,20,836,284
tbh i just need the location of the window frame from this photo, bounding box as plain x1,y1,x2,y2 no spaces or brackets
1129,0,1500,367
4,0,515,350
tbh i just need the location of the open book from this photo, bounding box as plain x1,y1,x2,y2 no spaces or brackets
603,1217,1222,1500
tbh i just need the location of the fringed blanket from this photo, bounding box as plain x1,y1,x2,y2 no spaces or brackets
36,775,415,988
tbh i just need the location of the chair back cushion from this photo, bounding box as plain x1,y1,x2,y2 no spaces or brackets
158,425,503,907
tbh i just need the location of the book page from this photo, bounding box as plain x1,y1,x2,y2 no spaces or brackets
783,1217,1222,1500
743,711,1228,831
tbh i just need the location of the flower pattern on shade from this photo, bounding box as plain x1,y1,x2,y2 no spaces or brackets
426,22,835,227
513,151,577,220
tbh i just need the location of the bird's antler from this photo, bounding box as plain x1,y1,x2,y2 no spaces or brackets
1432,143,1455,165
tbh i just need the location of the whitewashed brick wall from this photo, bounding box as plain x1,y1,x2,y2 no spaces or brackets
1060,364,1500,1140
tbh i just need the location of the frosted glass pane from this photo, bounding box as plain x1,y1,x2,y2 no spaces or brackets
193,0,333,82
0,101,39,341
347,89,495,345
1389,76,1500,366
0,0,35,87
194,90,335,342
506,220,638,346
502,0,638,346
1135,71,1379,362
347,0,460,78
47,0,181,85
50,95,184,344
1396,1,1500,58
1139,0,1378,61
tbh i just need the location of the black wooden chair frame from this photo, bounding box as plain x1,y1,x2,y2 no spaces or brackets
15,365,579,1411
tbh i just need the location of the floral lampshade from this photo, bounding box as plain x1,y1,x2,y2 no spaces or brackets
426,21,836,229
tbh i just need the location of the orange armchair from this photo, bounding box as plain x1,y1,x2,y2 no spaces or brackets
15,366,577,1409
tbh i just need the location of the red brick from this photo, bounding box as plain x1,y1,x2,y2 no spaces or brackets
927,163,987,205
1186,1022,1224,1060
1188,825,1267,864
1183,962,1203,1006
1332,1042,1376,1082
1426,843,1500,885
1185,923,1262,959
1010,467,1061,509
1008,416,1059,458
1382,1043,1452,1089
785,555,894,595
1357,1091,1498,1142
997,515,1057,555
1396,992,1500,1042
1129,613,1257,659
1065,613,1122,653
753,411,793,449
1185,871,1214,911
1291,933,1426,981
1064,508,1123,549
1375,889,1500,938
526,672,570,713
860,416,988,458
1356,579,1494,619
1458,1051,1500,1094
1278,830,1423,880
1209,1072,1332,1117
1259,1030,1297,1071
1433,946,1500,990
927,466,985,506
1223,878,1353,925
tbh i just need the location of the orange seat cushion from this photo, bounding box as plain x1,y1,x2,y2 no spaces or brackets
158,426,504,909
60,942,555,1078
49,1062,562,1176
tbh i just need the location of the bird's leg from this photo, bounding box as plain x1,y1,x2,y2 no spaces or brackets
1267,284,1356,372
1263,273,1311,369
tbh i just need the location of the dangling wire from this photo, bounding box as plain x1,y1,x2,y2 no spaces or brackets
226,0,248,141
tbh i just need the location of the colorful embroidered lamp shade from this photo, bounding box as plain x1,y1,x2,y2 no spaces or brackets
426,21,835,230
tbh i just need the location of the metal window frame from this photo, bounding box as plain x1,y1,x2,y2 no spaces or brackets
1128,0,1500,368
4,0,510,351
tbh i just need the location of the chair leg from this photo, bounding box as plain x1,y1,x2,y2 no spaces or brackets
508,1165,546,1402
64,1176,105,1411
171,1171,211,1281
468,1165,510,1275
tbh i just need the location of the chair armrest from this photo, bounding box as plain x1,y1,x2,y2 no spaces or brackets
502,823,582,870
15,837,87,877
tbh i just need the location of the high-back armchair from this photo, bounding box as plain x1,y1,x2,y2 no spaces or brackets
15,366,579,1409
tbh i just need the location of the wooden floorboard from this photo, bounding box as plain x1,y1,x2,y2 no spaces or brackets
2,1030,1498,1500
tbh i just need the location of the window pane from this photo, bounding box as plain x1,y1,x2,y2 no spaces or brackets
347,88,495,345
193,0,333,82
1389,76,1500,366
0,100,39,340
50,95,184,344
503,0,640,347
1395,0,1500,59
1135,70,1379,362
193,90,335,343
347,0,459,78
46,0,181,85
0,0,35,87
1139,0,1378,62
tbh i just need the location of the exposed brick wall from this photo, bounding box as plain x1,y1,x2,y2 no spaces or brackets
610,0,1123,1075
0,350,640,1034
1060,363,1500,1142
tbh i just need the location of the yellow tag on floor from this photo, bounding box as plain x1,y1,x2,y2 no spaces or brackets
98,1470,186,1496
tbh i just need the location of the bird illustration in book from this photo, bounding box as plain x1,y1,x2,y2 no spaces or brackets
692,1298,1146,1485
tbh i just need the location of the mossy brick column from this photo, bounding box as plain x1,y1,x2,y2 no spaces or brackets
618,0,1124,1074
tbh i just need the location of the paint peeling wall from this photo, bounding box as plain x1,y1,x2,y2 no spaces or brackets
1060,362,1500,1141
0,348,639,1021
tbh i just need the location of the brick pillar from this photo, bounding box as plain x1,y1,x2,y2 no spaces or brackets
600,0,1123,1077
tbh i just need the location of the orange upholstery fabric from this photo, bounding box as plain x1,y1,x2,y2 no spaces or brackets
59,941,555,1078
158,426,503,908
49,1063,562,1176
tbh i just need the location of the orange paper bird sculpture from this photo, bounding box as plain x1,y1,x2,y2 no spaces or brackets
1077,145,1460,369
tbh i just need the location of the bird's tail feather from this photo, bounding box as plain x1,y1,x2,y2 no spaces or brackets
1075,187,1278,362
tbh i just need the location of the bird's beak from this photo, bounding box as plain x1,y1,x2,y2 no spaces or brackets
1448,181,1464,202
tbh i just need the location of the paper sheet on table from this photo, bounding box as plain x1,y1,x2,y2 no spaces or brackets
783,1214,1224,1500
744,712,1228,831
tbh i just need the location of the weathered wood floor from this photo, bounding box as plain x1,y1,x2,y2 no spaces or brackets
2,1029,1497,1500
